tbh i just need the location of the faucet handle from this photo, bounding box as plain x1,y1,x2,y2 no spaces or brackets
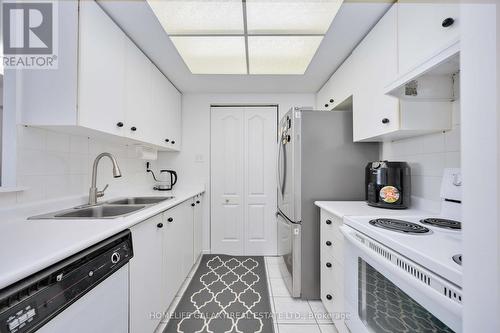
97,184,109,198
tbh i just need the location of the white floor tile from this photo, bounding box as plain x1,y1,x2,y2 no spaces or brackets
273,297,316,324
318,324,339,333
270,278,292,297
278,324,321,333
266,263,282,278
265,256,282,265
308,300,334,324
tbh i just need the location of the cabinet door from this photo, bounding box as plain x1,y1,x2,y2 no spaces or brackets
181,201,195,276
316,56,355,111
78,1,126,136
352,5,399,141
163,203,188,301
397,3,459,75
193,195,204,262
124,38,154,143
129,214,166,333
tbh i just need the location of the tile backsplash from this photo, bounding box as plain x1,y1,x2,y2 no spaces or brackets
381,100,461,211
0,126,156,208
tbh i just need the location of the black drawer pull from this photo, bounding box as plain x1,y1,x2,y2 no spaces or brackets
191,203,195,207
326,219,332,225
326,262,332,268
130,126,137,131
196,200,200,204
167,217,173,222
157,223,163,228
326,241,332,246
326,294,333,300
116,122,124,128
381,118,390,124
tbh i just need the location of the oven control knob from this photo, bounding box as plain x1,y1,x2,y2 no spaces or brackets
111,252,120,264
326,241,332,246
326,294,333,301
326,220,332,225
326,262,332,268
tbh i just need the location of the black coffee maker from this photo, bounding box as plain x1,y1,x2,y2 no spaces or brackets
365,161,411,209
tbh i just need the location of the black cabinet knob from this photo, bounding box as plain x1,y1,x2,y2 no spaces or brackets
167,217,173,222
324,104,329,108
326,262,332,268
165,139,170,143
381,118,390,124
326,241,332,246
171,141,176,144
326,219,332,225
191,203,195,207
130,126,137,131
326,294,333,300
157,223,163,228
196,200,200,204
116,122,124,128
442,17,455,28
329,98,334,103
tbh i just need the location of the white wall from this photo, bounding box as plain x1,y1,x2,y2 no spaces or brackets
380,100,461,212
0,125,157,208
157,93,315,252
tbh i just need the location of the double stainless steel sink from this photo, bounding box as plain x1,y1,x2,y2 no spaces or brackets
29,196,175,220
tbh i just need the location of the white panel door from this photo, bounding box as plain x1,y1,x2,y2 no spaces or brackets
211,106,277,255
211,108,245,255
244,107,278,255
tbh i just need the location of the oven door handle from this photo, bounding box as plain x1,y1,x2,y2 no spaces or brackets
340,225,462,318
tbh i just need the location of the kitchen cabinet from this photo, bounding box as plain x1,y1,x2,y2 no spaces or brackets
19,0,182,151
130,199,195,333
397,2,459,76
316,55,356,111
193,194,204,262
320,209,348,333
129,213,166,333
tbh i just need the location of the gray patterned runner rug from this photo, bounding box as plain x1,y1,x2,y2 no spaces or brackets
163,254,274,333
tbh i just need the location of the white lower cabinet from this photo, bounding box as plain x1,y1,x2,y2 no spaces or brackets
130,199,196,333
193,194,204,262
320,209,348,333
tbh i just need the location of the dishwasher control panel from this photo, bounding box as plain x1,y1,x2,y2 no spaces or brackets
0,230,133,333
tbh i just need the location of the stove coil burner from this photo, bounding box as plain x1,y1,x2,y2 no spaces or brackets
453,254,462,265
369,218,431,234
420,218,462,230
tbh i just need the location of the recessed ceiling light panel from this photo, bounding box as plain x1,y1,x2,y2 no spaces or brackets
248,36,323,74
170,36,247,74
148,0,244,35
246,0,343,35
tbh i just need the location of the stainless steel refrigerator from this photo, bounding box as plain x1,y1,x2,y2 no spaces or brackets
276,107,379,299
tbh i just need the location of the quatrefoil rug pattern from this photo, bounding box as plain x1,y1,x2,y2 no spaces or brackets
164,255,274,333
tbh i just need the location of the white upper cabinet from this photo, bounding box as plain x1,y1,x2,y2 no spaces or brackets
78,0,127,137
20,0,182,151
397,2,459,76
316,55,355,111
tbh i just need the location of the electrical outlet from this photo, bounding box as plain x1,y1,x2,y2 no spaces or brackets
195,154,204,163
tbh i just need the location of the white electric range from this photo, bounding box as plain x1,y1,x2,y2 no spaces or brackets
341,169,463,333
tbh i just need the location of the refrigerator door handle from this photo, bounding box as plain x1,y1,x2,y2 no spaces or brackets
277,140,286,197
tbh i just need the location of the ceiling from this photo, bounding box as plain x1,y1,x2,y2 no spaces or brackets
98,0,392,93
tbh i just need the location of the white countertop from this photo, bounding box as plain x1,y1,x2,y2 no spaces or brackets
314,201,431,218
0,186,205,289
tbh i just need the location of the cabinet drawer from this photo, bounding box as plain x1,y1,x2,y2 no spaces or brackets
320,258,344,317
320,211,343,242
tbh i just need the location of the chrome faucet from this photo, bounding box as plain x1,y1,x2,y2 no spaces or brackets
89,153,122,205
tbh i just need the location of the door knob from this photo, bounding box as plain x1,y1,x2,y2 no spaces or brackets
326,219,332,225
191,203,195,207
167,217,173,222
442,17,454,28
326,241,332,246
116,122,124,128
326,262,332,268
381,118,390,124
157,223,163,228
196,200,200,204
165,139,170,143
130,126,137,131
326,294,333,300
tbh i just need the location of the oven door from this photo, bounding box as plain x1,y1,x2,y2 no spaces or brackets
341,225,462,333
277,211,301,297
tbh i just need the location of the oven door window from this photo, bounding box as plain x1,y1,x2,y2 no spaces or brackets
358,258,454,333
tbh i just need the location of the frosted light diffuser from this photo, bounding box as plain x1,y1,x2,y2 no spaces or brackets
147,0,344,74
248,36,323,74
170,36,247,74
147,0,244,34
246,0,343,34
